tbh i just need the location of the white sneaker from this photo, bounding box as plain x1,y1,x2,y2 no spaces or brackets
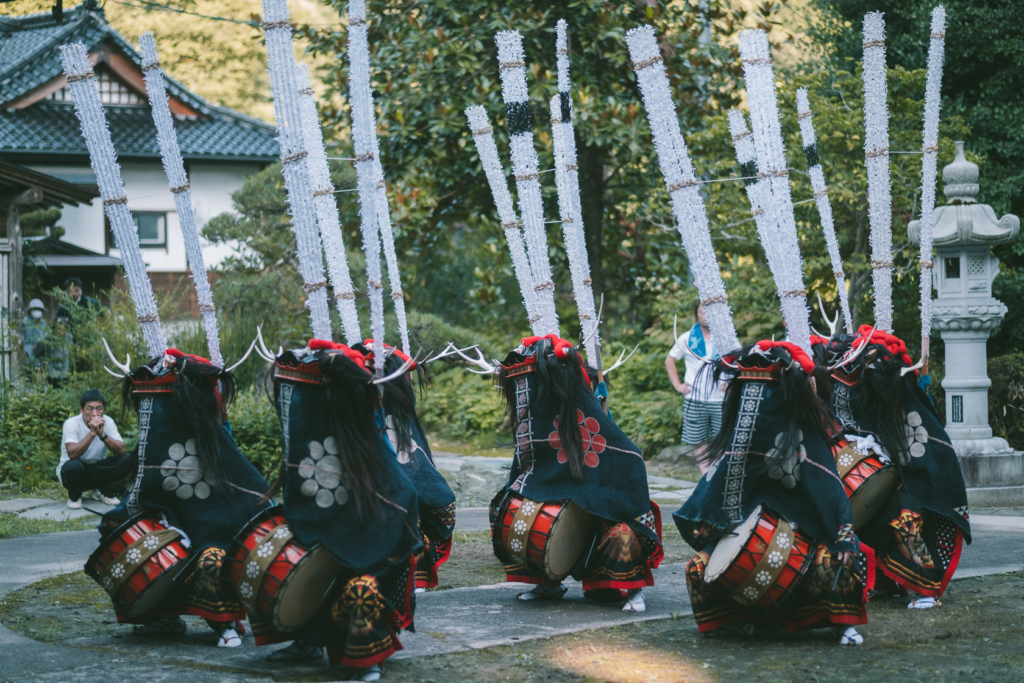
414,587,427,594
67,499,83,510
99,495,120,506
359,664,382,681
89,490,103,501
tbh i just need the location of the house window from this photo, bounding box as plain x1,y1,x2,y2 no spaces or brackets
49,65,144,105
133,212,167,248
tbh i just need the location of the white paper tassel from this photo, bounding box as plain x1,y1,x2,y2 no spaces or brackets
464,106,541,333
795,89,855,335
918,6,946,352
739,29,812,355
862,11,894,333
625,27,740,352
552,21,600,368
59,43,167,358
372,150,410,356
261,0,332,341
139,33,221,366
495,30,559,338
727,110,779,278
348,0,385,373
294,63,362,346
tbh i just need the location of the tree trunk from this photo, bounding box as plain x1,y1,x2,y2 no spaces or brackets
575,138,605,305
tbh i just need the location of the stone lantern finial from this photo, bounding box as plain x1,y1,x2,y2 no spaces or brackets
943,141,979,204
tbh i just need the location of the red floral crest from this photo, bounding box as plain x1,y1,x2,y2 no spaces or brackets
549,409,606,468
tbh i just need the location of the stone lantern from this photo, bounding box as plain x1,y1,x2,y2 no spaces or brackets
910,141,1022,506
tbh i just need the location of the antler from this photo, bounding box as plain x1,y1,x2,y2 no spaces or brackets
422,343,480,364
580,293,604,349
901,356,926,377
225,337,260,373
371,354,417,385
102,337,131,375
255,325,277,362
828,327,876,371
453,345,499,375
602,344,640,375
817,292,839,338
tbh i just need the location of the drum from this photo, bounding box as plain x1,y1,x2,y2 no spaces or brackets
85,514,190,619
492,490,596,581
226,506,342,633
833,440,899,530
705,505,813,610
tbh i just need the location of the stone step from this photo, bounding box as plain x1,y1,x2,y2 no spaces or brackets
966,485,1024,508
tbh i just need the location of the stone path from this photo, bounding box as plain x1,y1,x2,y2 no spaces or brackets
0,456,1021,681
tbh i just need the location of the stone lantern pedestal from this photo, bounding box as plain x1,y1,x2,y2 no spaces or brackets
910,142,1023,507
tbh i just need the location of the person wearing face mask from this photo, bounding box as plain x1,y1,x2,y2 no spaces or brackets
22,299,48,367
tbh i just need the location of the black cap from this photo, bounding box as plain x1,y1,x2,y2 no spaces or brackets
64,276,83,289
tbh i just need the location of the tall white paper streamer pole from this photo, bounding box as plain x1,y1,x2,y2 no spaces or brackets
727,110,779,279
552,20,600,369
139,33,221,366
739,29,812,355
795,89,855,334
261,0,332,341
347,0,385,374
465,106,541,333
625,26,740,352
918,6,947,360
294,63,362,346
372,143,410,356
59,43,167,358
862,11,894,333
495,30,559,337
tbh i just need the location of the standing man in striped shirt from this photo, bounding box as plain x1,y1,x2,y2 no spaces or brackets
665,302,724,473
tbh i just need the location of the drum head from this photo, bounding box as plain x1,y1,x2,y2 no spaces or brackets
849,466,899,530
125,556,189,618
706,505,762,583
273,546,343,632
545,502,596,581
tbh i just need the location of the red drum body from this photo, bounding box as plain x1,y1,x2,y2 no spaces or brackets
833,440,899,530
492,490,596,581
86,514,190,619
705,506,813,610
227,506,341,633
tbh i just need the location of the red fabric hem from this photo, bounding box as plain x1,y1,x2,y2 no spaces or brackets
582,578,648,592
784,607,868,632
434,536,453,569
862,543,877,596
505,573,560,587
695,614,754,634
648,501,665,571
874,530,961,599
396,554,416,629
327,625,402,669
177,606,246,624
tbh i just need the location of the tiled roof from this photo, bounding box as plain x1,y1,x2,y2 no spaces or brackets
0,101,278,161
0,4,278,162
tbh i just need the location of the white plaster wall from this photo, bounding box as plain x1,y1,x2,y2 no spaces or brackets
30,161,263,272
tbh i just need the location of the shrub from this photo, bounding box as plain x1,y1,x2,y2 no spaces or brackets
988,354,1024,450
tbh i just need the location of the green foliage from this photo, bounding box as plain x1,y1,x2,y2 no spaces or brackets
19,208,61,237
987,354,1024,450
299,0,795,344
805,0,1024,356
227,388,283,479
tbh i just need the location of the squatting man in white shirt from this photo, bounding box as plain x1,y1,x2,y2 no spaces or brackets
58,389,128,509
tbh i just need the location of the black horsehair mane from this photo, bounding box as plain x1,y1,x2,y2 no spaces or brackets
120,358,238,495
498,340,590,482
703,344,833,471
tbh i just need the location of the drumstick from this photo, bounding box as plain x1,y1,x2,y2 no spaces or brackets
831,562,844,591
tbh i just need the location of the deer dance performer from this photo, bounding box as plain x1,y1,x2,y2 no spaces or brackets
629,25,869,645
824,10,968,612
61,41,270,649
236,3,420,679
463,27,660,614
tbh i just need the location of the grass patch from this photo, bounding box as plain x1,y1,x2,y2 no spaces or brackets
0,511,96,539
